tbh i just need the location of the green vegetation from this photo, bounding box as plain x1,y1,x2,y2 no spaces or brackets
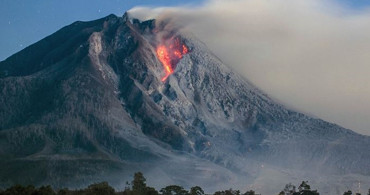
0,172,368,195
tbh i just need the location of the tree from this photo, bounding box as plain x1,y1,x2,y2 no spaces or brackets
214,189,240,195
297,181,319,195
343,191,353,195
36,185,56,195
214,191,223,195
160,185,188,195
283,183,297,195
278,191,285,195
298,181,310,192
244,190,256,195
57,188,71,195
190,186,204,195
3,184,36,195
132,172,147,195
87,182,115,195
124,172,158,195
145,186,159,195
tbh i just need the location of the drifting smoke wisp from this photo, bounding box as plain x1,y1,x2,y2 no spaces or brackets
129,0,370,135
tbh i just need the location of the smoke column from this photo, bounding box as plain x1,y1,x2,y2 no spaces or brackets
129,0,370,135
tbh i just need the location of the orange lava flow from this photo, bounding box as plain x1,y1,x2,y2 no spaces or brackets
156,39,189,82
156,45,173,81
182,44,188,54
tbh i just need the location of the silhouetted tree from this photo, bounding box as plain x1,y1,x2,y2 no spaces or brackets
121,181,132,195
57,188,71,195
145,186,159,195
36,185,56,195
278,191,285,195
125,181,131,191
190,186,204,195
298,181,310,191
120,172,158,195
160,185,188,195
2,184,36,195
244,190,255,195
283,183,297,195
297,181,319,195
132,172,147,195
214,189,240,195
86,182,115,195
343,190,353,195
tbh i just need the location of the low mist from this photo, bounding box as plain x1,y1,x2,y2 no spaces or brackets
129,0,370,135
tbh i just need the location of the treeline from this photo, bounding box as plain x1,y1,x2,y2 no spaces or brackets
0,172,369,195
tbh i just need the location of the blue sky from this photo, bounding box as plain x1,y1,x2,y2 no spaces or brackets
335,0,370,8
0,0,205,60
0,0,370,60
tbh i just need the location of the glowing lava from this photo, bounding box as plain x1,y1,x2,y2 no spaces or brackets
156,46,173,81
156,38,189,82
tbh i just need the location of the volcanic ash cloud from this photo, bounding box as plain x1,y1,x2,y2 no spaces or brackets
129,0,370,135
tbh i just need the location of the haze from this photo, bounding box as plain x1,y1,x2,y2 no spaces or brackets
130,0,370,135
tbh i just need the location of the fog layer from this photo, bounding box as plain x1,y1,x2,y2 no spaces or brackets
129,0,370,135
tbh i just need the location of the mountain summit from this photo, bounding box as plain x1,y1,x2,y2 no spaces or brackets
0,13,369,194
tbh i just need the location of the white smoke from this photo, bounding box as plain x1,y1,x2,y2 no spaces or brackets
129,0,370,135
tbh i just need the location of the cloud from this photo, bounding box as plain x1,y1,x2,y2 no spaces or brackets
129,0,370,135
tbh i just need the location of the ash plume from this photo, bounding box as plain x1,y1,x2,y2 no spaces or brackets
129,0,370,135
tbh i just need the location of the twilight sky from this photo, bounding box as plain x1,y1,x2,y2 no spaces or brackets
1,0,370,135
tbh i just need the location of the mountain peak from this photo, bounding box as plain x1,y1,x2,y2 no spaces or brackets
122,12,129,22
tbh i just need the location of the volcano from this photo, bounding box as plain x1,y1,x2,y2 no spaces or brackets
0,13,370,194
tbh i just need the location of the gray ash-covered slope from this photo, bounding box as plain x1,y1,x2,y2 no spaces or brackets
0,13,369,192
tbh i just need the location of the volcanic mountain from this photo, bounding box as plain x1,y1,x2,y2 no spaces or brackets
0,13,370,194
